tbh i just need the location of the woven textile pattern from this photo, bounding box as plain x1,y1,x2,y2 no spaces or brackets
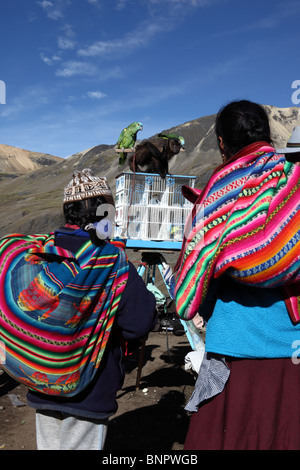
175,143,300,324
0,233,129,396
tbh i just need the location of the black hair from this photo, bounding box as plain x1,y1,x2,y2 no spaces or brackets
63,196,109,245
215,100,271,160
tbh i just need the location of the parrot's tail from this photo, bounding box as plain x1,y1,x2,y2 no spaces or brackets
119,154,126,165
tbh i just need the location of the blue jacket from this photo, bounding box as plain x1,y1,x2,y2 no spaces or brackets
205,277,300,359
27,227,157,419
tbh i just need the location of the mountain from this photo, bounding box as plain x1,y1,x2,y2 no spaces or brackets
0,105,299,237
0,144,63,182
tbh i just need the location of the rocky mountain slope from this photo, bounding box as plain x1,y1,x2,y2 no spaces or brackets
0,144,63,182
0,105,299,237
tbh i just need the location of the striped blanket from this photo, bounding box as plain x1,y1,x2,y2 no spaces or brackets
175,142,300,324
0,233,129,396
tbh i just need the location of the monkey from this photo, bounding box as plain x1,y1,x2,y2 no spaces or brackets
128,137,182,179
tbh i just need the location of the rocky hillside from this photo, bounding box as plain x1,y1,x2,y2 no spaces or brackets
0,144,63,182
0,105,299,237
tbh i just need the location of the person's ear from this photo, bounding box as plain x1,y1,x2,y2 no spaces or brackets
218,136,225,151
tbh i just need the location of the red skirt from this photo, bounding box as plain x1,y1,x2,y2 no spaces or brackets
184,357,300,450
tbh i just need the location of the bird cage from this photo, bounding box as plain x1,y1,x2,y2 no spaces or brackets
114,172,196,242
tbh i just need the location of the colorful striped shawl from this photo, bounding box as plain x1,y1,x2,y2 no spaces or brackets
0,233,129,396
175,142,300,324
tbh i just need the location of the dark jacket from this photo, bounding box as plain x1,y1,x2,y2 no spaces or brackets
27,227,157,419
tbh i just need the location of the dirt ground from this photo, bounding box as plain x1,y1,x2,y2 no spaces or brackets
0,330,196,451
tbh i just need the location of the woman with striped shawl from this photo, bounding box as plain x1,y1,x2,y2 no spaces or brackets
175,100,300,450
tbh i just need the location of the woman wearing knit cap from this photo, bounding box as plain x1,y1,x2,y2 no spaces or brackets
24,169,157,450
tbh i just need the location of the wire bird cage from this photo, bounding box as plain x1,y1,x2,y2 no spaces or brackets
114,172,196,242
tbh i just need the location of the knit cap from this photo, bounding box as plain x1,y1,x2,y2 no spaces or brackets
63,168,114,206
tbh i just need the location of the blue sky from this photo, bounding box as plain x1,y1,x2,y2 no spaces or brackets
0,0,299,157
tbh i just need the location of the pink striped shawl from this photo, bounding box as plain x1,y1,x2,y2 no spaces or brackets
175,142,300,324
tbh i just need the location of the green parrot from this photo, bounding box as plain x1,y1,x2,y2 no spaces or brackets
116,122,143,165
158,132,185,149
